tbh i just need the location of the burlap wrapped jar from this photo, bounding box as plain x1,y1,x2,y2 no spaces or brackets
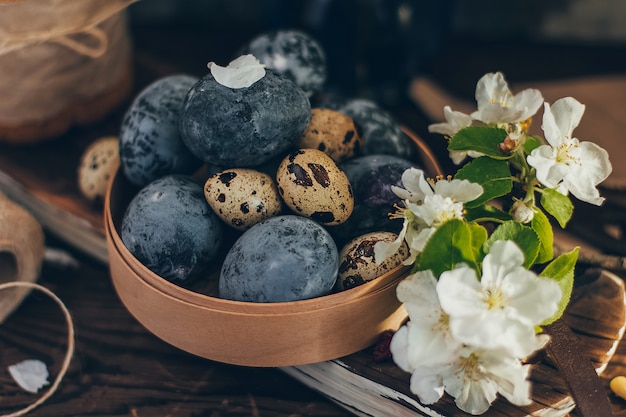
0,0,135,144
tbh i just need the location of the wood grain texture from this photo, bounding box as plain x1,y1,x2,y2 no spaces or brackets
1,16,626,417
0,244,352,417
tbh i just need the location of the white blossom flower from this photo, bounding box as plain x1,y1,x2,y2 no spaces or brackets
390,271,461,371
527,97,612,205
428,106,477,164
428,106,473,137
437,240,560,358
374,169,483,263
471,72,543,125
387,72,602,416
400,169,483,252
409,346,533,415
373,210,422,266
391,267,537,415
392,168,484,213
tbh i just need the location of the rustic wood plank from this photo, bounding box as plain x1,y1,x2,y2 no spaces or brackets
2,19,626,417
0,246,352,417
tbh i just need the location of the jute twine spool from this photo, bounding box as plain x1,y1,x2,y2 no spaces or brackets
0,192,75,416
0,192,45,324
0,282,75,417
0,0,136,143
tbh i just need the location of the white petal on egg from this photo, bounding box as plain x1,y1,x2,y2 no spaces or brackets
208,54,266,89
8,359,50,393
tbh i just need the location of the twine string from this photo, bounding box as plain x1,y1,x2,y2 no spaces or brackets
0,0,136,58
51,26,109,59
0,281,75,417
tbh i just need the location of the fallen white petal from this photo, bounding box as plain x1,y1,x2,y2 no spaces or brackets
8,359,50,393
208,54,265,89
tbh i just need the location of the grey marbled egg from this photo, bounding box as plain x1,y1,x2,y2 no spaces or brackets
119,74,203,187
121,175,223,284
241,30,326,96
331,154,419,243
219,215,338,302
179,70,311,168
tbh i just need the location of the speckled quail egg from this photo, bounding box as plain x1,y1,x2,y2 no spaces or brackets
297,108,363,163
276,148,353,226
77,136,120,204
322,98,415,159
335,231,409,291
204,168,282,231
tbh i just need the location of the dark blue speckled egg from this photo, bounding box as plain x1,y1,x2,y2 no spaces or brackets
179,70,311,168
331,154,419,243
121,175,223,284
219,215,338,303
119,75,203,188
241,30,327,96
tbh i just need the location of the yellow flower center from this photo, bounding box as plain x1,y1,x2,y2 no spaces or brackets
495,117,532,140
491,91,512,108
519,117,532,133
430,312,451,337
458,352,482,382
435,206,462,225
556,142,581,166
484,288,506,310
434,312,450,332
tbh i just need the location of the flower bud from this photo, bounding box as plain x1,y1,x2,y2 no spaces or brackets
512,200,534,223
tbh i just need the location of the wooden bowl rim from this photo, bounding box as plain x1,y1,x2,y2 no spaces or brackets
107,220,408,317
105,169,411,314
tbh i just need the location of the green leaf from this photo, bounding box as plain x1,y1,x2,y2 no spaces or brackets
464,204,512,223
540,188,574,228
523,135,543,154
449,126,509,159
468,222,488,263
485,221,540,268
531,209,554,264
455,157,513,208
417,219,485,277
539,247,579,325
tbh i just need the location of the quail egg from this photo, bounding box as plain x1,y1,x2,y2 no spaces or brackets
77,136,120,204
298,108,363,163
276,148,353,226
335,231,409,291
204,168,282,231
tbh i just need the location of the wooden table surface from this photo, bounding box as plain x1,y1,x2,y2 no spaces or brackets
3,10,626,417
0,236,354,417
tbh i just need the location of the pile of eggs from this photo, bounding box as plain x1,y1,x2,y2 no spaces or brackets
115,30,421,303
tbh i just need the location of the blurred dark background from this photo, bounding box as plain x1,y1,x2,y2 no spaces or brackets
126,0,626,107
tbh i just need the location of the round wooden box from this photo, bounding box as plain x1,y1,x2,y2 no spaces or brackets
104,128,442,367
